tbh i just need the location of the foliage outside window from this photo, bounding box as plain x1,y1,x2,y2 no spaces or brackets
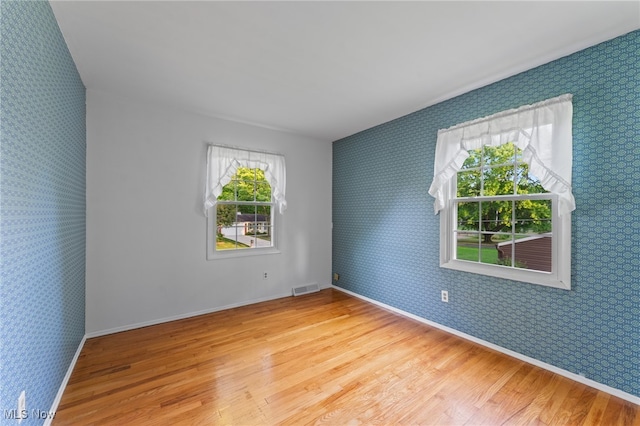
215,167,274,251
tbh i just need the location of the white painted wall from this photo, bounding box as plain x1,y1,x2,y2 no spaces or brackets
86,90,332,335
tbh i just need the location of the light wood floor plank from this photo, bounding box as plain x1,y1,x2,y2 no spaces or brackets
53,289,639,425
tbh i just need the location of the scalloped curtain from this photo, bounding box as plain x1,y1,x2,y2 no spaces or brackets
204,145,287,216
428,94,575,216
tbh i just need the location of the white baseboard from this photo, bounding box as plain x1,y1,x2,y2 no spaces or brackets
332,285,640,406
85,291,294,338
46,335,86,426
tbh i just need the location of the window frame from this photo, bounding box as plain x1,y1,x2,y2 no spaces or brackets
439,175,571,290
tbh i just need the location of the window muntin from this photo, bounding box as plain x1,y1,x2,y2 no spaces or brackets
215,167,274,252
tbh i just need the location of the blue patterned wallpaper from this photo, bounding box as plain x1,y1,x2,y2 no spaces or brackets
333,30,639,397
1,1,86,423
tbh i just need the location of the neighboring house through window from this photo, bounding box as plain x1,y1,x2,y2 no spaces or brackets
204,145,286,259
428,95,574,289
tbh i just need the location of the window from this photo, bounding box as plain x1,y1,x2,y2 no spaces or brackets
204,145,286,259
455,143,555,270
429,95,574,289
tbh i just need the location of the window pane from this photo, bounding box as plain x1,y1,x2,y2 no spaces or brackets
217,204,241,250
216,204,237,230
256,226,272,247
457,170,481,197
514,200,552,234
482,165,516,196
244,209,258,239
252,207,272,248
504,234,552,272
496,239,515,268
480,201,512,237
456,231,480,262
456,202,480,231
256,181,271,202
479,234,499,266
256,204,271,218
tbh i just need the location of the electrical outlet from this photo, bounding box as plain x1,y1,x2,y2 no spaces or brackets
441,290,449,303
18,390,26,423
263,271,268,280
333,273,339,281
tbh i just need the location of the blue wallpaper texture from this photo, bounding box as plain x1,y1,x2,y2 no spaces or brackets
1,1,86,423
333,30,639,398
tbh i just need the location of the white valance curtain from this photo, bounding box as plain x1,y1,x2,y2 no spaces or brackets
428,94,575,216
204,144,287,215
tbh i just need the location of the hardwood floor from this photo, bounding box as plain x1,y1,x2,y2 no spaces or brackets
54,289,639,425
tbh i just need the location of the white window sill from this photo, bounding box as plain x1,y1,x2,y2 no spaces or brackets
441,259,570,290
207,247,281,261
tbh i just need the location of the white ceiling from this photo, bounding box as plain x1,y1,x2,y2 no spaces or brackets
50,1,640,142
